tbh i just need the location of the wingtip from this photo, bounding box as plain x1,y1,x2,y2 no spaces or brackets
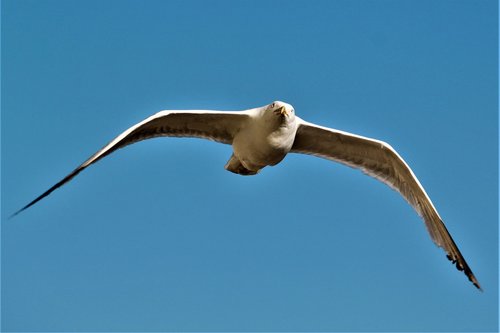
8,206,28,220
470,275,482,291
446,254,482,291
463,268,482,291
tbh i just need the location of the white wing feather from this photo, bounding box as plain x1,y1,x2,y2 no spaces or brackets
12,110,250,216
291,119,481,289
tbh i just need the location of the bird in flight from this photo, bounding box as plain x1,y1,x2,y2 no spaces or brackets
12,101,481,290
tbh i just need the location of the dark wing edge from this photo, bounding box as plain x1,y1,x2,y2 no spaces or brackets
291,120,481,290
11,110,249,218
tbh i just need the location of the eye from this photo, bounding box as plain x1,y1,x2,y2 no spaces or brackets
270,103,275,108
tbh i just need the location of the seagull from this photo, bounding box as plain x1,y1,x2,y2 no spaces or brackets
12,101,481,290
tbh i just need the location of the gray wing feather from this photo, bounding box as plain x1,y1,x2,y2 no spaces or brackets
12,110,249,217
291,119,481,290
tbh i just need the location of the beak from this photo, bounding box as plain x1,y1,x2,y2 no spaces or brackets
275,106,288,117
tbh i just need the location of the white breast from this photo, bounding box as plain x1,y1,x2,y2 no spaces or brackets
232,113,298,169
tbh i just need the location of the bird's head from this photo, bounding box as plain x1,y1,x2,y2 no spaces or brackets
266,101,295,124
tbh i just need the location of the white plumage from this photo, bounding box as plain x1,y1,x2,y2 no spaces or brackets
13,100,481,290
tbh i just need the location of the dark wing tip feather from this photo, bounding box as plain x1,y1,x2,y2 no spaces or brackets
9,166,85,219
446,254,482,291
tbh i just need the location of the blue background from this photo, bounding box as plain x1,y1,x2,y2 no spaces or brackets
2,0,498,331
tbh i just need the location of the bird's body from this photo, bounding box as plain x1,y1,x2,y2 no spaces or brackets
12,101,481,290
229,102,298,174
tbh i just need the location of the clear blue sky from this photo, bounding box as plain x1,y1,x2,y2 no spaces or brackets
2,0,498,331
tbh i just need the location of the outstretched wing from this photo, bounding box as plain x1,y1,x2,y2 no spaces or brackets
12,110,249,217
291,119,481,290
